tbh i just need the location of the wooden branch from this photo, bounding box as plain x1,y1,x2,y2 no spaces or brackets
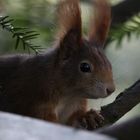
97,116,140,140
100,79,140,125
81,0,140,27
111,0,140,28
93,80,140,139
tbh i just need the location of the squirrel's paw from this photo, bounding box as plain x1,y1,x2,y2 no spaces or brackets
73,109,104,130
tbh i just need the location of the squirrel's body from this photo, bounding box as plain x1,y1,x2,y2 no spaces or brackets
0,0,115,130
0,49,87,125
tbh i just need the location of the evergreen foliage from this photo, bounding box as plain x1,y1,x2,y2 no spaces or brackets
108,15,140,46
0,16,43,54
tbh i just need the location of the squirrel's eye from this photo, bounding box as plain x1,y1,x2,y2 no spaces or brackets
80,62,91,73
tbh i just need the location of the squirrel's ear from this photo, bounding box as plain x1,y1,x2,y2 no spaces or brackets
88,0,111,47
56,0,82,59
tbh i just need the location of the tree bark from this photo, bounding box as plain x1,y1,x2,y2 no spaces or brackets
97,117,140,140
100,79,140,125
91,80,140,139
111,0,140,28
82,0,140,27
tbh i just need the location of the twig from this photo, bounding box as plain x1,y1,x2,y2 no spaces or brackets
97,116,140,140
81,0,140,27
100,79,140,125
92,80,140,139
111,0,140,28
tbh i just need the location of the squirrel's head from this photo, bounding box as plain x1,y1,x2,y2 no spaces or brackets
55,0,115,99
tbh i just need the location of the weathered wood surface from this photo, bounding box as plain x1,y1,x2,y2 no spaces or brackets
100,79,140,125
97,116,140,140
0,112,115,140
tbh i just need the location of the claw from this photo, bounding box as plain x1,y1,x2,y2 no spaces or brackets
71,109,105,130
81,117,88,129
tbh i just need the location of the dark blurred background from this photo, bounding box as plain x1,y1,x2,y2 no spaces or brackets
0,0,140,122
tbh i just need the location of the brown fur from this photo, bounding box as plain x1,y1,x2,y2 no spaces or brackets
57,0,81,41
0,0,115,127
89,0,111,46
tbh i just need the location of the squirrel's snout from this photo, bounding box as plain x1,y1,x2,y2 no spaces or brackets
106,83,115,95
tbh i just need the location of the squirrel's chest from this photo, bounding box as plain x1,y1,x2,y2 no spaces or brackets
55,99,86,124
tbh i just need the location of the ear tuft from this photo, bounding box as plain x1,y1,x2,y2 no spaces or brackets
56,0,82,42
88,0,111,47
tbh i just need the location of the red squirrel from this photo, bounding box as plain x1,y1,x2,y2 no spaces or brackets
0,0,115,130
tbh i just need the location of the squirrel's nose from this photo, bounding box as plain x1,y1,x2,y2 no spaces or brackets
106,84,115,95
